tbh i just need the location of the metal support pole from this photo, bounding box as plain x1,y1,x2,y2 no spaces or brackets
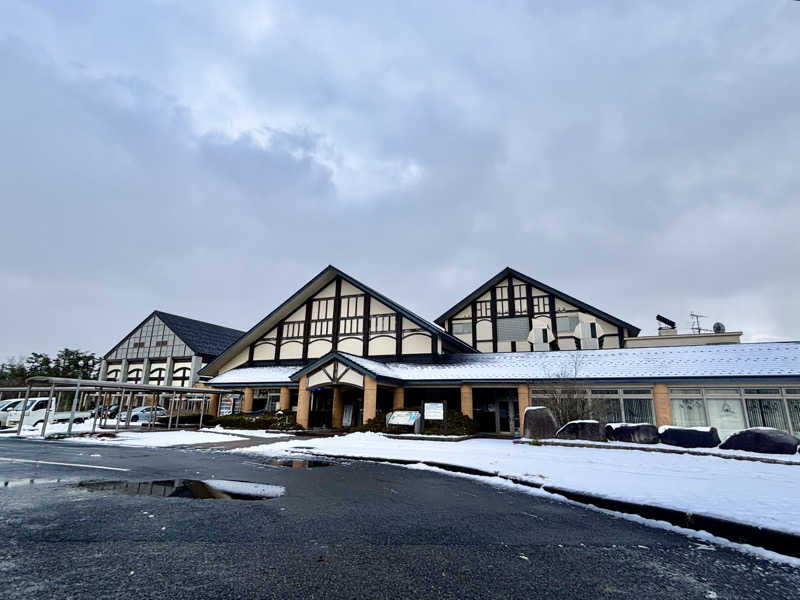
198,396,206,430
126,392,135,429
40,383,57,438
66,375,82,435
15,385,32,437
175,394,182,429
167,395,175,430
91,393,101,434
114,391,127,433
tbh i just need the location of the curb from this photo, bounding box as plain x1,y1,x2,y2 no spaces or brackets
517,439,800,466
299,451,800,559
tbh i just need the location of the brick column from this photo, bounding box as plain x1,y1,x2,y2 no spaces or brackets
297,376,310,429
279,386,291,411
517,384,530,431
332,387,344,428
392,386,404,410
242,387,254,413
653,383,672,427
363,375,377,423
460,384,473,419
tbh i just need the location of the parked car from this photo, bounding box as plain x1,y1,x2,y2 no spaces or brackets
119,406,169,424
0,398,32,427
96,404,121,418
6,398,94,428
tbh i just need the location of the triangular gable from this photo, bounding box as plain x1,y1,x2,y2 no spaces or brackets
104,311,191,360
435,267,640,337
200,266,475,377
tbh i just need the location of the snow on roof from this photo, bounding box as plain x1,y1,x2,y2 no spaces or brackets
206,342,800,386
340,342,800,382
207,366,297,385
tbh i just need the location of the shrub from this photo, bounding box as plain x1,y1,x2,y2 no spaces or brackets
205,412,303,431
423,410,477,436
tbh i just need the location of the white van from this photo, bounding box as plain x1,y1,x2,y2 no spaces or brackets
0,398,32,427
6,398,92,428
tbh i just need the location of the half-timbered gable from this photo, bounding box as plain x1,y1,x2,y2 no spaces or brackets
200,266,475,378
436,267,640,353
100,311,244,387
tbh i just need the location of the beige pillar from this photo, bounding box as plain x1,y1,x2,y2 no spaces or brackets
243,387,254,413
517,384,530,430
279,386,291,411
332,387,344,428
297,376,310,429
392,386,405,410
653,383,672,427
208,393,220,417
460,384,473,419
363,375,377,423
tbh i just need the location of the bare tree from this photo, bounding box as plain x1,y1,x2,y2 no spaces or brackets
534,353,591,427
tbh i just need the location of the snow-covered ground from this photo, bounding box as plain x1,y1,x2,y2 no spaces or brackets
537,438,800,464
235,432,800,535
200,426,292,439
66,429,246,447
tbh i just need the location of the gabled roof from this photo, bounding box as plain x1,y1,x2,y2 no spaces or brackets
200,265,475,377
104,310,244,359
435,267,641,337
154,311,245,357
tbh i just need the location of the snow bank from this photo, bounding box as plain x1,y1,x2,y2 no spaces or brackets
234,432,800,535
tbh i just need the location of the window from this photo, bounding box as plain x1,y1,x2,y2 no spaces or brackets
370,313,396,333
452,321,471,335
531,296,550,314
155,340,168,347
475,301,491,318
133,342,145,349
283,321,304,339
496,317,529,342
556,316,579,334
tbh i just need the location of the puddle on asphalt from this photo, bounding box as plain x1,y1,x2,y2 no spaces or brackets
78,479,285,501
266,458,333,469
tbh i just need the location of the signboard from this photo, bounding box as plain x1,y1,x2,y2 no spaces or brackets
388,410,421,426
342,404,353,428
219,398,233,416
424,402,444,420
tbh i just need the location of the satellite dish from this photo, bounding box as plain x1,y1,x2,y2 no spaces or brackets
713,322,726,334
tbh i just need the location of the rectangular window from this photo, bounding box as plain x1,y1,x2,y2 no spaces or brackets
283,321,304,339
370,313,396,334
155,340,168,347
496,317,529,342
670,397,707,428
133,342,145,349
745,398,788,430
452,321,471,335
556,316,579,334
531,296,550,314
476,301,492,318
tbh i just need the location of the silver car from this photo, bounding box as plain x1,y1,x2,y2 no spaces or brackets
118,406,169,423
0,399,25,427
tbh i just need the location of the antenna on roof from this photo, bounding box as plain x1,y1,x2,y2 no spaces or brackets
689,312,711,335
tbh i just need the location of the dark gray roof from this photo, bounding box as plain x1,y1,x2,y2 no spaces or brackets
155,311,244,357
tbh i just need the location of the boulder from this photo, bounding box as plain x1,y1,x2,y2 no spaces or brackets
556,420,607,442
719,428,800,455
605,423,659,444
659,426,721,449
523,406,557,440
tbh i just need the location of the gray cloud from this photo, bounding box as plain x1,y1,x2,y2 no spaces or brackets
1,1,799,359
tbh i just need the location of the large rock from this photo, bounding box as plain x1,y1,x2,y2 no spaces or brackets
719,428,799,455
523,406,557,440
556,420,607,442
659,426,721,448
605,423,659,444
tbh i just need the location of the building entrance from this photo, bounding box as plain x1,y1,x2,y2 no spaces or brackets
474,389,520,434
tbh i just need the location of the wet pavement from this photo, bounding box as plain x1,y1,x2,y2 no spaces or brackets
0,437,798,599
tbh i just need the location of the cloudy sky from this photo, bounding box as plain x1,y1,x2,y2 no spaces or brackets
1,1,799,359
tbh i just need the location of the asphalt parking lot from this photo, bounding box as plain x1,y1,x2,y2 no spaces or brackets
1,438,798,599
